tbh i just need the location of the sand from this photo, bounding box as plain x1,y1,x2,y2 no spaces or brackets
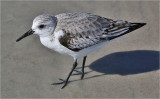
1,1,159,98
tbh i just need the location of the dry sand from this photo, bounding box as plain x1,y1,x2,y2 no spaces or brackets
1,1,159,98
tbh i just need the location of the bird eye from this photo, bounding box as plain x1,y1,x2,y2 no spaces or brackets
39,25,45,29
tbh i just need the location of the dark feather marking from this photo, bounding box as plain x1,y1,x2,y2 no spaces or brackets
108,23,146,40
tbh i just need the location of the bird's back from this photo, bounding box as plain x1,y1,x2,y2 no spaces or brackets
53,12,146,52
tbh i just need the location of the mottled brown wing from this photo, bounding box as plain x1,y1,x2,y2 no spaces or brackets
56,12,146,51
56,12,112,51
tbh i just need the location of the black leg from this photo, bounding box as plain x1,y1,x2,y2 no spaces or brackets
81,56,87,79
61,59,78,89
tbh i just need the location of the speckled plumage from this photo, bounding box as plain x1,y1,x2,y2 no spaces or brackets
54,12,132,51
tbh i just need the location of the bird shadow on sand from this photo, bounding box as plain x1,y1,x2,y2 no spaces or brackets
89,50,159,75
68,50,159,83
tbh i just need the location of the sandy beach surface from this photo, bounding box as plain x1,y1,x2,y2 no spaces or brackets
1,1,159,98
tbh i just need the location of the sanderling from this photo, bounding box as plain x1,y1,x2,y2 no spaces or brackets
16,12,146,88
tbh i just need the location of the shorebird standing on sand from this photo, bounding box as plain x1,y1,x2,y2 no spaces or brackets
16,12,146,89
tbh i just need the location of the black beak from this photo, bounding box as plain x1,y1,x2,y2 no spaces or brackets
16,29,34,42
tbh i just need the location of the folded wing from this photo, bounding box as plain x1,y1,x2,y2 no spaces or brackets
55,12,146,51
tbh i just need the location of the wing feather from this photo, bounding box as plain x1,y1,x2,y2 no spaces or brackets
55,12,146,51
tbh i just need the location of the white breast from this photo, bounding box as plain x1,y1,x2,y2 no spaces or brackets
40,36,74,55
39,30,78,59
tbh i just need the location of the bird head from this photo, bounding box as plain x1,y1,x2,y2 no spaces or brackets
16,14,57,42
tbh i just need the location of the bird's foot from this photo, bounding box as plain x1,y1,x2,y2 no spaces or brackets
73,69,92,76
51,78,67,85
51,78,71,89
81,74,84,79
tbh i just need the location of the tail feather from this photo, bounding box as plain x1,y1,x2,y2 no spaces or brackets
107,23,146,40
